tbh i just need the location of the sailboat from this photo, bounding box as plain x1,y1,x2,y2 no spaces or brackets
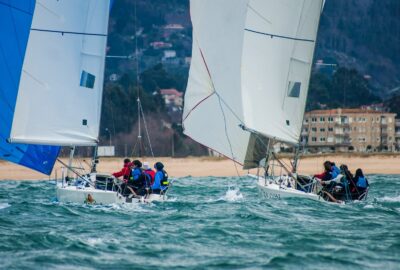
183,0,365,203
0,0,167,204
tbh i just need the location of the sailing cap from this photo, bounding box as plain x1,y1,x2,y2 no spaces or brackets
143,162,150,170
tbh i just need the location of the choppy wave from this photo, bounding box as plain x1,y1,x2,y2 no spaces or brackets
0,202,10,210
0,175,399,269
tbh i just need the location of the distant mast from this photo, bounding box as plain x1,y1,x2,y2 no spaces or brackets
131,0,154,158
183,0,324,169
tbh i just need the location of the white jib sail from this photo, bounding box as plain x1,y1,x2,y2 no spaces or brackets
184,0,324,165
9,0,111,146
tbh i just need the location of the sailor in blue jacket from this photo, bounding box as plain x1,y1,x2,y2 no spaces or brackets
151,162,169,194
331,162,341,178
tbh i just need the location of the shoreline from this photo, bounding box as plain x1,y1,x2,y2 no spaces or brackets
1,154,400,181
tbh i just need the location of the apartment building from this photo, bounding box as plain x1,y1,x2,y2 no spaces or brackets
302,108,396,152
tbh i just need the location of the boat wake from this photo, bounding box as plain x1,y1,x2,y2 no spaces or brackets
377,195,400,203
219,187,244,202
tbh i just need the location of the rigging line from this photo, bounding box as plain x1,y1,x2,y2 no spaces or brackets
131,139,138,157
214,92,245,126
197,47,241,177
134,0,140,98
216,94,240,178
30,28,107,37
0,2,33,15
244,28,315,43
139,101,155,158
247,4,272,25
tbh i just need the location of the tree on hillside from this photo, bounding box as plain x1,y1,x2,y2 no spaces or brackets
307,68,381,110
141,63,185,92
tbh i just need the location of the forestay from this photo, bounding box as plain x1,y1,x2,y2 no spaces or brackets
9,0,111,146
184,0,324,168
0,0,59,175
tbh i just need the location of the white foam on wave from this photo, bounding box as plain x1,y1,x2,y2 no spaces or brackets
0,203,10,210
87,237,104,246
378,195,400,203
219,187,244,202
363,204,374,209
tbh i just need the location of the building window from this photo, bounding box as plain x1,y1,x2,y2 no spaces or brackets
312,127,317,132
320,137,326,142
311,117,317,123
320,128,325,132
328,117,334,122
328,127,333,132
312,137,317,142
320,117,325,122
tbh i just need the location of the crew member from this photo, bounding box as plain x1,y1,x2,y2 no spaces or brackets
151,162,169,194
314,161,334,181
354,168,369,193
143,162,155,186
112,158,131,181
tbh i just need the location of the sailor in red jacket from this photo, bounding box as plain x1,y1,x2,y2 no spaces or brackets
112,158,132,182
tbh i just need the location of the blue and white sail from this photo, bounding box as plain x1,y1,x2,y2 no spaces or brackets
9,0,111,147
0,0,59,175
0,0,112,175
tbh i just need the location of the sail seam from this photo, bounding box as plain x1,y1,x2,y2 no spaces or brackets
182,92,214,122
30,28,107,37
244,28,314,43
0,2,33,15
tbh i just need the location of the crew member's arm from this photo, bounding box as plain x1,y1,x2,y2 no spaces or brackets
152,172,161,189
112,169,124,178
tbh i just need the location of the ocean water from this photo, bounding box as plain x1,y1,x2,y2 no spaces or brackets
0,175,399,270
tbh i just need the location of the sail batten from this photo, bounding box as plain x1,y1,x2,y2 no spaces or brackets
184,0,324,167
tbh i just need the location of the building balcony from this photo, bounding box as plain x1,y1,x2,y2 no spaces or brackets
335,122,350,127
335,133,350,138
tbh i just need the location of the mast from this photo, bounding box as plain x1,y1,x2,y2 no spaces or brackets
67,146,76,179
131,0,154,158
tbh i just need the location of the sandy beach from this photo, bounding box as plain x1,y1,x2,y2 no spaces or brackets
0,154,400,180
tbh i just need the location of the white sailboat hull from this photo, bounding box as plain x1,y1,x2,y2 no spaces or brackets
56,184,167,204
250,174,324,202
56,172,168,204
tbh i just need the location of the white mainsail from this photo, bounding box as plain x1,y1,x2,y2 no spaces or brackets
183,0,324,168
9,0,111,146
